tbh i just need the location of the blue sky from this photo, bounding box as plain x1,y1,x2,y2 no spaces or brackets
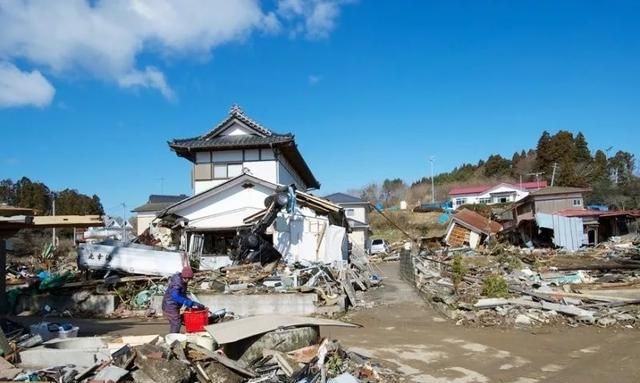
1,0,638,216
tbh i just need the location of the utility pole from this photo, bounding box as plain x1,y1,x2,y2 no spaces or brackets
527,172,545,189
51,193,56,247
429,156,435,203
550,162,559,187
122,203,127,242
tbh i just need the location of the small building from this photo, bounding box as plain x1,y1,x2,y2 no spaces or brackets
513,187,591,225
132,194,188,235
449,181,547,210
444,208,503,249
324,193,372,252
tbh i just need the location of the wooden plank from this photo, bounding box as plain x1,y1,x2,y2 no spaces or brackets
187,344,257,378
32,215,102,228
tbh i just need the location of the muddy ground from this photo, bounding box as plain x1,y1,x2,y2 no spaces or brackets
12,262,640,382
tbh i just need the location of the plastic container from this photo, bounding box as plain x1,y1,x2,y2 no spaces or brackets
30,322,79,342
183,309,208,333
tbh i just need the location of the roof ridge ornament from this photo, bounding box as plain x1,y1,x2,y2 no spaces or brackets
230,104,243,115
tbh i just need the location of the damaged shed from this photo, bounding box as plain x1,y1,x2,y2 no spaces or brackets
445,208,503,249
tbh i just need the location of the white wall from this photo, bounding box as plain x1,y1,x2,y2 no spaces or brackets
349,230,366,251
273,207,346,266
136,213,156,235
245,161,277,184
176,183,274,229
345,206,367,223
451,185,530,209
278,157,307,190
194,161,277,195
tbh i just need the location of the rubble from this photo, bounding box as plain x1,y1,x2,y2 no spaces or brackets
411,235,640,328
0,315,397,383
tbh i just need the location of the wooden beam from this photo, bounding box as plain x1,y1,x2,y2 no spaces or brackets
32,215,103,228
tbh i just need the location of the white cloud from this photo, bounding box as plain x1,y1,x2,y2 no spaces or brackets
277,0,349,39
0,0,353,106
0,61,55,108
118,67,175,101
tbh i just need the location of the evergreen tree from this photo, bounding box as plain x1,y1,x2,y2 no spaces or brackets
14,177,51,214
0,179,15,205
574,132,592,163
534,131,553,172
591,150,608,182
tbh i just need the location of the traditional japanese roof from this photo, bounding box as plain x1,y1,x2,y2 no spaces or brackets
168,105,320,189
132,194,189,213
158,174,279,217
451,208,502,235
448,181,547,196
324,192,368,205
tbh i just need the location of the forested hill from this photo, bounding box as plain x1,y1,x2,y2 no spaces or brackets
0,177,104,216
355,130,638,209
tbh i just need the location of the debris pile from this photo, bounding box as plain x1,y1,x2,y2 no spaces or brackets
1,315,398,383
412,236,640,328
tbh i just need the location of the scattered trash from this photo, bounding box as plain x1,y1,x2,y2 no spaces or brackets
411,234,640,328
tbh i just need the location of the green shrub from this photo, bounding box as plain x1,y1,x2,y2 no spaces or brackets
451,255,466,293
482,274,509,298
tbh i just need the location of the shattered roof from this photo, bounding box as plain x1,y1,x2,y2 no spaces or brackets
324,193,367,204
452,208,503,235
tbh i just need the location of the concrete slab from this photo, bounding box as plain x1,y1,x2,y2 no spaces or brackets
19,337,111,369
151,293,319,317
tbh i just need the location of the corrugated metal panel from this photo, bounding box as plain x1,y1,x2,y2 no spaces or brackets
536,213,584,251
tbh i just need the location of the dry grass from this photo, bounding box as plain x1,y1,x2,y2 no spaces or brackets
369,210,449,242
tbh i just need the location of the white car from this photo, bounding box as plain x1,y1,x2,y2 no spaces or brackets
370,239,390,255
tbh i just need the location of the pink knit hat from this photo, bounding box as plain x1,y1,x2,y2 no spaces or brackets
181,266,194,279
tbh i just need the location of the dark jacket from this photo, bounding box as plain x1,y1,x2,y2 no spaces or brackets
162,273,194,312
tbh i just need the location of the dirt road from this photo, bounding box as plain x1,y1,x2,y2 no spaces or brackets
12,262,639,382
326,262,640,383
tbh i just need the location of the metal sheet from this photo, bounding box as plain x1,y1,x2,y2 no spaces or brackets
205,315,359,345
536,213,584,251
77,241,183,276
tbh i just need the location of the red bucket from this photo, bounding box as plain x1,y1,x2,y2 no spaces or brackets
184,309,208,333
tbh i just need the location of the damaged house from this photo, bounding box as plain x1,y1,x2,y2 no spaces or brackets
142,105,349,266
502,186,639,250
444,208,503,249
324,193,372,253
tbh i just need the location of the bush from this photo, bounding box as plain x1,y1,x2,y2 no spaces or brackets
451,255,466,293
482,274,509,298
